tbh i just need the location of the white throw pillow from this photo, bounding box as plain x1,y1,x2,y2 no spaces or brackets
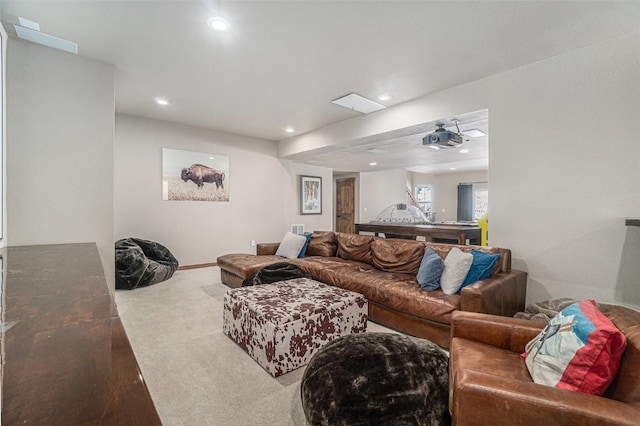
440,247,473,295
275,232,308,259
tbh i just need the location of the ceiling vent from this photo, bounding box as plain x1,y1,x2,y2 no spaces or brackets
422,122,464,149
14,17,78,54
331,93,386,114
291,224,305,235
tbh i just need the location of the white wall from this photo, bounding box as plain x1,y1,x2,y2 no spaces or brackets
115,115,332,265
6,38,115,287
411,170,488,223
488,32,640,307
359,169,409,223
280,31,640,308
0,23,6,249
285,161,334,233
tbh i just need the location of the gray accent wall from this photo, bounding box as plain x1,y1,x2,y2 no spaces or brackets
6,37,115,288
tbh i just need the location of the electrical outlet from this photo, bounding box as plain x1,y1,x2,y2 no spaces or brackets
250,240,256,247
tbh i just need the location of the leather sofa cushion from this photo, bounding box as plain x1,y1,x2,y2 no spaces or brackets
600,304,640,404
336,233,373,264
451,337,533,383
303,261,459,324
216,254,284,278
370,238,425,274
306,231,338,257
291,256,358,274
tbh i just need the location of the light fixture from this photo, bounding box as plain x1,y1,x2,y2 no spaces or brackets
285,127,295,133
378,94,391,101
459,149,469,154
369,162,377,166
154,97,169,106
450,167,456,171
207,16,230,31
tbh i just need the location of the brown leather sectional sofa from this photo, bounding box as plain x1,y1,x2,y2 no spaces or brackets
449,305,640,425
217,231,527,348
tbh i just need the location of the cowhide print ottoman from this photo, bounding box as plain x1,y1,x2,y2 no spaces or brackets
222,277,368,377
301,333,450,426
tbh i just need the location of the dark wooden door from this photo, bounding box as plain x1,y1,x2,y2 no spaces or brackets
336,178,356,233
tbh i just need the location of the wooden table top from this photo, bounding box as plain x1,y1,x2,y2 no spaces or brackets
1,243,161,425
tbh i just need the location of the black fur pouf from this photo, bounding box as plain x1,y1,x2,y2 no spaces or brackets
301,332,450,426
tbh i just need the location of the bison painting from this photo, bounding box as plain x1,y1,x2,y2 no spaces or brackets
181,164,226,190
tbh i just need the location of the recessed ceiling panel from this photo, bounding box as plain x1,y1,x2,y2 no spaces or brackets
331,93,386,114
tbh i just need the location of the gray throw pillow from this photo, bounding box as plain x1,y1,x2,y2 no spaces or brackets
417,248,444,291
275,232,308,259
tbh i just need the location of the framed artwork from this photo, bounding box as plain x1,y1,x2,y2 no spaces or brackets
300,175,322,215
162,148,229,201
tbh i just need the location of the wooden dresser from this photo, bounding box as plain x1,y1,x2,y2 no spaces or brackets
1,243,161,425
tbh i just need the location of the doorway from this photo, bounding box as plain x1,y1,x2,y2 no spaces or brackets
336,177,355,233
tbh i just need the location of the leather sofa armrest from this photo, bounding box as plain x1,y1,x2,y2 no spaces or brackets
452,369,640,426
460,269,527,317
256,243,279,255
451,311,544,353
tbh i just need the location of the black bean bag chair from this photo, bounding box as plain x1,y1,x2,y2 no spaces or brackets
115,237,179,290
242,262,309,287
301,333,450,426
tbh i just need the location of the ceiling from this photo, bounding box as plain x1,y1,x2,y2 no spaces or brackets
289,109,489,174
1,1,639,174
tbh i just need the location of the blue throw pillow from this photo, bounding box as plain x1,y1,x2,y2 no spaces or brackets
298,232,313,258
417,248,444,291
460,249,500,288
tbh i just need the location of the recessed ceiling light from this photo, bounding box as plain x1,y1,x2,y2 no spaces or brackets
285,127,295,133
459,149,469,154
369,162,377,166
461,129,486,138
428,145,440,150
450,167,456,171
378,94,391,101
207,16,230,31
366,148,385,154
154,97,169,106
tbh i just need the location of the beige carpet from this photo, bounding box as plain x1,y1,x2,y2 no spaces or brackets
115,267,394,426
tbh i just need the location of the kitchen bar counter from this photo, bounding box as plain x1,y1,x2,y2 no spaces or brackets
355,222,482,245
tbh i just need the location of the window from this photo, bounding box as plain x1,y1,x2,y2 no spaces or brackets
414,184,432,215
473,182,488,220
458,182,489,221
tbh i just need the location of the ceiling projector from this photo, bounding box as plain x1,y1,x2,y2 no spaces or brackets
422,123,463,149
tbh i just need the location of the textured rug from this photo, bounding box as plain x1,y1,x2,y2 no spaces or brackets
115,267,396,425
